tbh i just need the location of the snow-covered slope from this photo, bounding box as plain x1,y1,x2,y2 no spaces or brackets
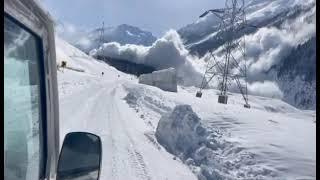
56,37,315,179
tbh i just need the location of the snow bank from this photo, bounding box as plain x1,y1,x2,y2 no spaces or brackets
139,68,178,92
155,104,279,179
90,30,204,87
155,105,229,179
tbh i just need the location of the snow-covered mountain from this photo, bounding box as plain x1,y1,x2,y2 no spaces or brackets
74,24,156,53
178,0,316,109
55,37,315,179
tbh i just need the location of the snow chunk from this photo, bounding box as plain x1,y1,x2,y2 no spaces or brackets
155,105,207,157
139,68,178,92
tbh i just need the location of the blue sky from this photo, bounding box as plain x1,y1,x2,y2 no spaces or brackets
42,0,224,37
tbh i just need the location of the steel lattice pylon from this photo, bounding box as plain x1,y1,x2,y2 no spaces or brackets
196,0,252,108
99,21,105,44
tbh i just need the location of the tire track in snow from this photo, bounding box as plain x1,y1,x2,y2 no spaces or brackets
107,101,120,180
79,84,123,179
100,86,124,180
109,87,152,180
63,82,152,180
126,147,152,180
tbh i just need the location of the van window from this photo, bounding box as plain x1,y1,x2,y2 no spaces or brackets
4,15,45,180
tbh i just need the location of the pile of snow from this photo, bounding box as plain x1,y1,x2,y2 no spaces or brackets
139,68,178,92
155,105,207,156
90,30,204,87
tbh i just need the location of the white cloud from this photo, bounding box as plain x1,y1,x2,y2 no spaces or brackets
54,21,90,47
77,36,92,47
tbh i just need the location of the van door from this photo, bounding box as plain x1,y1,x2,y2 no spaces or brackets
4,14,47,180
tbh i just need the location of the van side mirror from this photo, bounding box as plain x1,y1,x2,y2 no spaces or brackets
57,132,102,180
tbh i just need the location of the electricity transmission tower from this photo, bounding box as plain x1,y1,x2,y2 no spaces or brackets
196,0,252,108
99,21,105,44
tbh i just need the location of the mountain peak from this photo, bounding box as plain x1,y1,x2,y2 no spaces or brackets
74,24,157,53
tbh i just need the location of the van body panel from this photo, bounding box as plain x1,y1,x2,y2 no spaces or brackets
4,0,60,179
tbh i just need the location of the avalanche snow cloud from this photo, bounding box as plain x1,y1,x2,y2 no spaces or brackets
245,8,316,79
247,81,283,99
90,30,204,87
205,0,316,99
245,2,315,100
176,0,316,105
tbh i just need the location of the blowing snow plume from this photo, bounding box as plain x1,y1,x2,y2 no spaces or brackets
90,30,204,87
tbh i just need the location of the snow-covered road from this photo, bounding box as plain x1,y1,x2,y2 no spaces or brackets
58,70,197,180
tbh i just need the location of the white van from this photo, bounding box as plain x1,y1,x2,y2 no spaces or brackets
4,0,102,179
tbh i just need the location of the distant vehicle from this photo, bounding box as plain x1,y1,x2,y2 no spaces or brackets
4,0,102,180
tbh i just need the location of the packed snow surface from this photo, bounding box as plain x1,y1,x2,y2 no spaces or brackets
56,37,315,179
